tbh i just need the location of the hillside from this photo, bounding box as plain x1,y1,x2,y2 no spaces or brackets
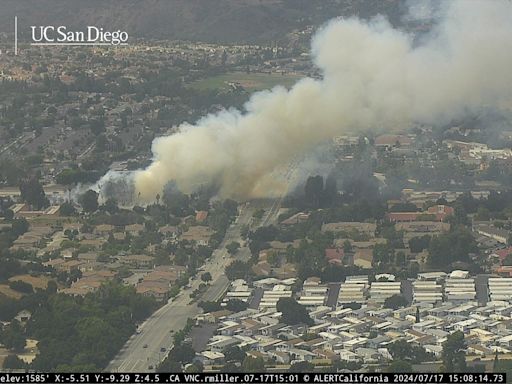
1,0,404,43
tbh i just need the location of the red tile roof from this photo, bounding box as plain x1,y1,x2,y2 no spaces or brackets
496,266,512,276
493,247,512,263
387,205,454,222
387,212,420,222
196,211,208,222
325,248,344,261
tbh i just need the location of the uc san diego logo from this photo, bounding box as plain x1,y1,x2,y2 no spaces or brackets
11,16,129,55
30,25,129,46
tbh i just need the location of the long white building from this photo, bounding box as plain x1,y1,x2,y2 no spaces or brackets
369,282,402,303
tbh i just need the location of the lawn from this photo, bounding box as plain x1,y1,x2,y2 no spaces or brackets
190,71,302,92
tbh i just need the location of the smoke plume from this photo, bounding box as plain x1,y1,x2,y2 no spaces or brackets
129,0,512,203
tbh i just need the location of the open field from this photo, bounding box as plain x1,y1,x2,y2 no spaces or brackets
0,285,24,299
8,274,53,290
190,71,303,92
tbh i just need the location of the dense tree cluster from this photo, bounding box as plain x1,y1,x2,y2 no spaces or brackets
276,297,313,326
224,346,246,363
0,258,24,282
388,339,433,364
455,190,512,218
27,282,156,371
408,235,431,253
383,294,408,310
56,169,103,186
8,280,34,294
19,177,49,210
225,260,253,281
80,190,99,213
0,320,26,352
441,331,467,372
226,241,240,255
428,228,477,267
3,354,25,370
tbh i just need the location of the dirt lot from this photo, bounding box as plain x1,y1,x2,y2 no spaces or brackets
0,285,24,300
8,274,53,290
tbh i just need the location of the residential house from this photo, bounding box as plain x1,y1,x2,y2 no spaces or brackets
181,226,214,246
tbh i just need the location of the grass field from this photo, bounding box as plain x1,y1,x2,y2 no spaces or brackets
191,71,302,92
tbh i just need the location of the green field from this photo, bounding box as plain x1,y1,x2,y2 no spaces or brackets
190,71,302,92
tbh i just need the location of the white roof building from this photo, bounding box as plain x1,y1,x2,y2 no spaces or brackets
489,278,512,302
298,280,328,307
369,281,402,303
444,277,476,302
259,285,292,310
413,280,443,304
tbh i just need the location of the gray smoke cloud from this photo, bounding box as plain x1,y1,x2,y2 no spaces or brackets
122,0,512,203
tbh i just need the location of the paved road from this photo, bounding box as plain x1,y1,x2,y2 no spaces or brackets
107,204,254,372
107,200,281,372
326,283,341,308
249,287,264,309
475,274,490,305
201,204,254,302
109,294,197,372
78,141,96,159
402,279,414,304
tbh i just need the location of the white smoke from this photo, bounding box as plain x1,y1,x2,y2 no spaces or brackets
125,0,512,203
73,170,134,205
403,0,440,23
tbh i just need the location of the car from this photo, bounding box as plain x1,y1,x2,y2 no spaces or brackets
148,365,154,370
143,344,148,348
160,347,166,352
